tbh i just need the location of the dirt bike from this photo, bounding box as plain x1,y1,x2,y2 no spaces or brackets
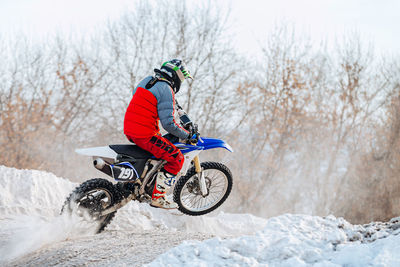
61,113,233,233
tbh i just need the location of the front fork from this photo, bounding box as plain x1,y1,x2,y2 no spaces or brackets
193,155,208,196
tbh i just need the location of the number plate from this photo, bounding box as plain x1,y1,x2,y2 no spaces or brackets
112,162,139,181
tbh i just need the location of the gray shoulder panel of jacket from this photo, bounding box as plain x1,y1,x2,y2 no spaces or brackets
148,81,189,140
132,76,153,95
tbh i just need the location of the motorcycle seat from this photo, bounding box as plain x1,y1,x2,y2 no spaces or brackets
109,144,153,159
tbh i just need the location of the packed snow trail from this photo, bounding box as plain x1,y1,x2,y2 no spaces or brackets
0,165,399,266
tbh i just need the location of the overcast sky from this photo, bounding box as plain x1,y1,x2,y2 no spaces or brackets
0,0,399,56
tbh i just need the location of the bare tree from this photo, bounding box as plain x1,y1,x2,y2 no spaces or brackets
103,1,244,138
0,35,112,177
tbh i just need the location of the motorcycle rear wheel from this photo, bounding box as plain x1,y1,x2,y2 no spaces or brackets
173,161,233,216
61,178,121,233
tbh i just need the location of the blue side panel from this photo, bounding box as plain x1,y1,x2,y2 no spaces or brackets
174,137,233,154
173,143,203,154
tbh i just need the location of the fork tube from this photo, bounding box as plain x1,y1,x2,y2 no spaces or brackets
193,155,201,173
194,155,207,196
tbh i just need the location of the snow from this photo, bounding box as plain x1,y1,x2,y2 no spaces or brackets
0,165,399,266
149,214,400,266
0,165,76,218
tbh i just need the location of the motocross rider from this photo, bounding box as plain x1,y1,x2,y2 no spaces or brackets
123,59,193,209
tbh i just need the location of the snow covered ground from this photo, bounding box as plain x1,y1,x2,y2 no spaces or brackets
0,165,399,266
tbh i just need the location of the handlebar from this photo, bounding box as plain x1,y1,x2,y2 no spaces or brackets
178,110,201,144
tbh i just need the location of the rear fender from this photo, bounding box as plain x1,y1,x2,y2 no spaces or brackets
75,146,117,161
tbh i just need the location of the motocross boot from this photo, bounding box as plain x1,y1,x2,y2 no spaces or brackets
150,171,178,209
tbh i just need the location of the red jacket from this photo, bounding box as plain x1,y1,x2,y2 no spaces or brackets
124,86,160,138
124,76,189,139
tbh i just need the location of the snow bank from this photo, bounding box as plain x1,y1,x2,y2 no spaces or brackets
0,166,96,261
149,214,400,266
0,165,76,218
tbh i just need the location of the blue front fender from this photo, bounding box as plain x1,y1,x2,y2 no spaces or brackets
198,137,233,152
174,137,233,153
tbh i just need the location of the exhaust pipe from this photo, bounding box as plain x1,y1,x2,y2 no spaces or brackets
93,158,113,177
93,158,106,169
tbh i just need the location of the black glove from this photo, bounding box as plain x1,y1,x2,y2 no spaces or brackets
187,124,199,143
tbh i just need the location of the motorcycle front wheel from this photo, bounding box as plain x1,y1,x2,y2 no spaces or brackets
173,161,233,216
